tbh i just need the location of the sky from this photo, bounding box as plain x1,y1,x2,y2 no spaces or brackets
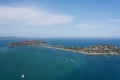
0,0,120,38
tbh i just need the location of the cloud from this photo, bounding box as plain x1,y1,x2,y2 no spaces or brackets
107,19,120,23
0,5,73,26
72,22,120,38
75,23,99,29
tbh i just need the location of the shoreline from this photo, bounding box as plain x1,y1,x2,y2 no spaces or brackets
42,45,120,56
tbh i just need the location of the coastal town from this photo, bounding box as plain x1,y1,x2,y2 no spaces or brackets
45,44,120,55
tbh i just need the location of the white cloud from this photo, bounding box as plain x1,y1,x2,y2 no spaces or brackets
0,5,73,26
75,23,99,29
71,23,120,38
107,19,120,23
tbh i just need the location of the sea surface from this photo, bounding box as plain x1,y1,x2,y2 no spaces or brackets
0,38,120,80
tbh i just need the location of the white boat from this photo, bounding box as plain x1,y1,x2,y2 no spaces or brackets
21,74,24,78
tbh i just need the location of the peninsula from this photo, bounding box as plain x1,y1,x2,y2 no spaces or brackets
8,40,120,55
44,44,120,55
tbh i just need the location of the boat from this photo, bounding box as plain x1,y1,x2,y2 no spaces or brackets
21,74,24,78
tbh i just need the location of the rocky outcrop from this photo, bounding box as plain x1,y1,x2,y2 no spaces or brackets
8,40,47,48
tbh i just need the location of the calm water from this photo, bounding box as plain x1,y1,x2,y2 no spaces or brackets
0,38,120,80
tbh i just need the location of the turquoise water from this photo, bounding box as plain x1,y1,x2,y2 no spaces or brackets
0,38,120,80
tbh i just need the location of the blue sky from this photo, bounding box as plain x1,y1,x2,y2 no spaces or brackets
0,0,120,38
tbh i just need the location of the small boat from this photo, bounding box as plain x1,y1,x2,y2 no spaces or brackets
21,74,24,78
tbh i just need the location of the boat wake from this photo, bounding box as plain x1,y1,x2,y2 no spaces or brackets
70,59,79,64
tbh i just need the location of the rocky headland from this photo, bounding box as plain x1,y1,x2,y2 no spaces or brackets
8,40,47,48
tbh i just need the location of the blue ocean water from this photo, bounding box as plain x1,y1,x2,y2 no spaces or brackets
0,38,120,80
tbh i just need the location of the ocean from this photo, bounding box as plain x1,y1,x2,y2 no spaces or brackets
0,38,120,80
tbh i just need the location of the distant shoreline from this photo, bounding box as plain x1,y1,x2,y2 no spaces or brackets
42,45,120,56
